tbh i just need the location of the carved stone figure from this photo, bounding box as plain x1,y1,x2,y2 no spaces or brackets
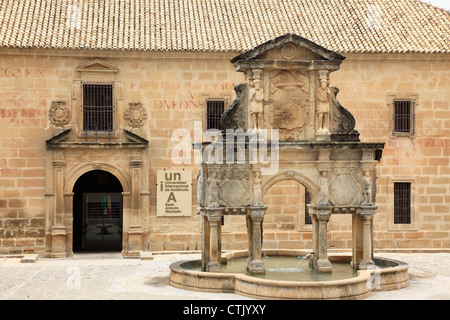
316,76,331,133
249,79,264,130
220,83,248,130
361,170,373,205
318,170,330,206
208,170,220,208
252,171,262,206
329,87,360,141
197,168,204,206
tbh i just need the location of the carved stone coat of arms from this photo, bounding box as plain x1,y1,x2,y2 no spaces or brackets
269,70,309,141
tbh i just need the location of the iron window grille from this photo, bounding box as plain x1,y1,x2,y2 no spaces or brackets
394,182,411,224
393,99,415,135
82,82,114,135
206,99,226,130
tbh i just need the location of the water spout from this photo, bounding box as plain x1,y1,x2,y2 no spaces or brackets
296,252,314,268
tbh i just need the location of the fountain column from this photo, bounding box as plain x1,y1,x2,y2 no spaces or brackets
247,207,265,274
309,208,319,269
313,207,332,273
359,209,375,269
206,209,222,272
201,209,210,271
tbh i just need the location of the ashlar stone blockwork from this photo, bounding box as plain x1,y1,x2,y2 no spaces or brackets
197,34,384,273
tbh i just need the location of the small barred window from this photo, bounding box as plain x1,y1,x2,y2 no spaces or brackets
82,82,114,132
206,99,226,130
394,182,411,224
393,99,415,135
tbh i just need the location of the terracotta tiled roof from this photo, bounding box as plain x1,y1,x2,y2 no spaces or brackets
0,0,449,54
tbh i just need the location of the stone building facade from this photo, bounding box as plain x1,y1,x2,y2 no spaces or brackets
0,0,449,256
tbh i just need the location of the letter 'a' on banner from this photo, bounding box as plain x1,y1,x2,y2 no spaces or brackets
157,169,192,217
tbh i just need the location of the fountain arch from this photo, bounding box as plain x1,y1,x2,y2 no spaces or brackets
262,170,318,203
262,178,313,237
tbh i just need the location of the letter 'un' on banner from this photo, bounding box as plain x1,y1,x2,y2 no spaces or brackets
157,170,192,216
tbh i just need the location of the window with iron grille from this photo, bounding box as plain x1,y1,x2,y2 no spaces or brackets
393,99,415,135
305,189,312,225
206,99,225,130
82,82,114,132
394,182,411,224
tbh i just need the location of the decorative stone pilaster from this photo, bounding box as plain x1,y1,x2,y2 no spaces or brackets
246,206,266,274
127,149,144,256
51,154,68,258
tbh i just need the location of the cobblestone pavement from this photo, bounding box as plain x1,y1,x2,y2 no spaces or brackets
0,252,448,300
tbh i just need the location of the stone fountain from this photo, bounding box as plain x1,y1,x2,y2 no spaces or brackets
169,33,409,299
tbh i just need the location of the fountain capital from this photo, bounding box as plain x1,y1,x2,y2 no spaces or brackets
206,208,222,223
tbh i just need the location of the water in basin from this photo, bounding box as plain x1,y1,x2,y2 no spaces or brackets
225,256,358,281
187,256,361,282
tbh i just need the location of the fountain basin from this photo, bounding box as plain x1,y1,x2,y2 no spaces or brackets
169,249,409,300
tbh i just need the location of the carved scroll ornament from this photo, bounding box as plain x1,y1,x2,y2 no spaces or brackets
125,102,147,128
49,101,71,127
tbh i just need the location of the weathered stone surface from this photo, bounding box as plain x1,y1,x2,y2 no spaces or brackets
220,83,248,131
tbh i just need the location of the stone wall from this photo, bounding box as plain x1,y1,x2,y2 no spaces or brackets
332,53,450,250
0,49,449,255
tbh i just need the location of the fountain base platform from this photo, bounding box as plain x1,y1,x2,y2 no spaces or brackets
169,249,409,300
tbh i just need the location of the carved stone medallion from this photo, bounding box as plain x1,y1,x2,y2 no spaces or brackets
125,102,147,128
329,168,360,206
219,168,251,207
49,101,71,127
269,70,309,140
280,43,298,60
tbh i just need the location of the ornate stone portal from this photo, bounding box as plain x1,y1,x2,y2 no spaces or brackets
197,34,384,273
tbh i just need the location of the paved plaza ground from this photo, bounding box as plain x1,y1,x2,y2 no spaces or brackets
0,252,448,300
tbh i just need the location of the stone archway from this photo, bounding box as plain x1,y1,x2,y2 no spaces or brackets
262,178,313,241
72,170,124,252
262,171,319,204
44,129,149,258
64,162,132,195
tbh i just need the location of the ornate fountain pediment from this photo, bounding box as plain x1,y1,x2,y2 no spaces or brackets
225,33,358,142
231,33,346,68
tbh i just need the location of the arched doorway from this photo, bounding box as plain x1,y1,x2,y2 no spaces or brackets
73,170,123,252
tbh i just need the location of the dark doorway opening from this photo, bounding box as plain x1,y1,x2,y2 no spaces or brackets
73,170,123,252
